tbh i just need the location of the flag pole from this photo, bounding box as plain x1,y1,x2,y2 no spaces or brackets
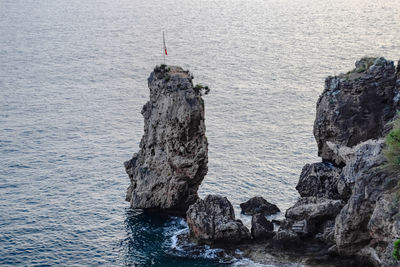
163,31,168,65
163,31,165,65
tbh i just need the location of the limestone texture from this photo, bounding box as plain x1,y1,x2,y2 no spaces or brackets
279,57,400,265
186,195,250,244
296,162,341,199
124,65,208,215
285,197,344,222
314,57,397,164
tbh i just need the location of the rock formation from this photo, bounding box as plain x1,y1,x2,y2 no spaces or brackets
296,162,341,199
251,213,275,240
278,57,400,266
314,57,397,165
186,195,251,244
124,65,208,215
240,196,280,216
128,58,400,265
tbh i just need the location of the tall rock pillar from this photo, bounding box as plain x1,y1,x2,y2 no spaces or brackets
124,65,208,216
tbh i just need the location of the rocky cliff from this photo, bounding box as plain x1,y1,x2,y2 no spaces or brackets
182,57,400,266
277,57,400,266
124,65,208,216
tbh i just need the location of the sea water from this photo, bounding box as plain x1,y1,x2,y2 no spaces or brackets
1,0,399,265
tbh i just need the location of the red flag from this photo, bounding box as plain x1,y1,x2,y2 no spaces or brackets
163,32,168,56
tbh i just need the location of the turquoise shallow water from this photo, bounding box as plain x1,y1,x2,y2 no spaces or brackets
1,0,399,265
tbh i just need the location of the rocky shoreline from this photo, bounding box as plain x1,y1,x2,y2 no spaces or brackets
125,58,400,266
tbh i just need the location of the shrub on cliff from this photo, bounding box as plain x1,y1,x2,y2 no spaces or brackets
384,116,400,173
393,239,400,261
194,84,210,96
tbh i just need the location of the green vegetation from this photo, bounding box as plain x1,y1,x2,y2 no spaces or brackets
384,115,400,173
154,64,170,73
393,239,400,261
194,84,210,96
164,73,170,82
343,57,376,81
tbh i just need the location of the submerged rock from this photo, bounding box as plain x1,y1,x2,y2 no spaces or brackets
186,195,250,244
313,57,397,164
240,196,280,216
124,65,208,215
296,162,341,199
251,213,275,240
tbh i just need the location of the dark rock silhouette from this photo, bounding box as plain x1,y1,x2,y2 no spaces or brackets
240,196,280,216
251,213,275,240
124,65,208,215
186,195,250,244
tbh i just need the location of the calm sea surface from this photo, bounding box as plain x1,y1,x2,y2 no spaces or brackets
1,0,399,265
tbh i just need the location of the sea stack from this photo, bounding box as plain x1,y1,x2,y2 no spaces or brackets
124,65,208,216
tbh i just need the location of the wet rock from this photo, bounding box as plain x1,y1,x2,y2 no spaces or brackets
285,197,344,222
240,196,280,216
251,213,275,240
272,230,301,249
313,57,397,164
296,162,341,199
186,195,250,244
124,66,208,215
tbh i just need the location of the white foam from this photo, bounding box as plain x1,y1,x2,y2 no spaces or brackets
170,228,188,251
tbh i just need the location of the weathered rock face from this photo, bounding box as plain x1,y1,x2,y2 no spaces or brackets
314,57,397,164
296,162,341,199
334,169,389,255
186,195,250,244
251,213,275,240
333,139,389,255
275,57,400,264
124,65,208,215
285,197,344,222
368,193,400,245
333,139,385,200
240,196,280,216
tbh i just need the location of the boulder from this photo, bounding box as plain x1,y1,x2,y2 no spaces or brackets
240,196,280,215
124,65,208,215
186,195,250,244
313,57,397,164
285,197,344,222
251,213,275,240
296,162,341,199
